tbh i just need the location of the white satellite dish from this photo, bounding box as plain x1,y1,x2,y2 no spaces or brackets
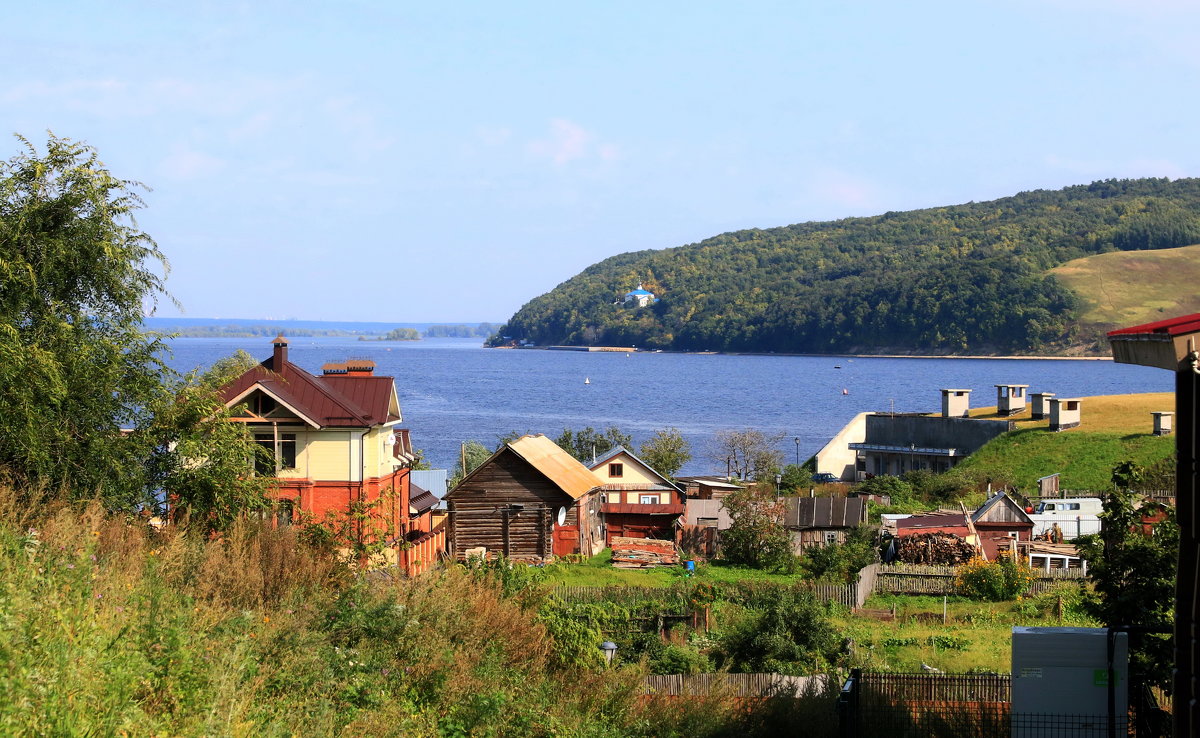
556,507,567,526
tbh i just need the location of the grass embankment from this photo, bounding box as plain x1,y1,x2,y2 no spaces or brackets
954,392,1175,490
0,491,827,737
1050,243,1200,331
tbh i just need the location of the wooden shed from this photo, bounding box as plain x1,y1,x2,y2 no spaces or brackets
971,492,1035,560
444,435,603,561
784,496,867,550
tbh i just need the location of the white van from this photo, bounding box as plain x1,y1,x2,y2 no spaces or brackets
1035,498,1103,516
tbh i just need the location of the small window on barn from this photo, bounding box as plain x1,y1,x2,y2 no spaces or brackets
599,494,607,504
824,531,839,545
609,463,623,478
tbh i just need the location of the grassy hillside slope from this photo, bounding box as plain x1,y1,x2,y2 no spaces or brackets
1050,243,1200,337
493,178,1200,355
956,392,1175,490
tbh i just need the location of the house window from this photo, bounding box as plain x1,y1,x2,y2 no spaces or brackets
824,531,839,545
609,463,623,478
254,433,296,473
640,494,658,505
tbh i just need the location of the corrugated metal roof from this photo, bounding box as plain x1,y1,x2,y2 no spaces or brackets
508,435,601,500
601,503,685,515
410,485,439,514
785,497,866,530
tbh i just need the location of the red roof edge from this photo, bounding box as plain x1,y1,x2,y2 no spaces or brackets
1107,312,1200,337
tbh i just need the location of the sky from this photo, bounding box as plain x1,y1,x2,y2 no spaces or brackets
4,1,1200,323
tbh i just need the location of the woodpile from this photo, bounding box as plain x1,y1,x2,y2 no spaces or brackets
895,532,977,565
611,537,681,568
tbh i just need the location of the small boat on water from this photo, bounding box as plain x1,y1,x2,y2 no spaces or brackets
842,388,849,395
834,365,842,369
584,377,590,385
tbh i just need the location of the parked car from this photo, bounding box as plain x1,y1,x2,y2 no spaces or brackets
812,472,841,484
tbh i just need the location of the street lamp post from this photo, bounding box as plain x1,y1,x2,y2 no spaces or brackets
794,437,800,466
600,641,618,667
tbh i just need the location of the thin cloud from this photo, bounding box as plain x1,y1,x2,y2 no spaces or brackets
528,118,612,166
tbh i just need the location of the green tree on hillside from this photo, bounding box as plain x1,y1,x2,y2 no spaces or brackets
0,134,168,505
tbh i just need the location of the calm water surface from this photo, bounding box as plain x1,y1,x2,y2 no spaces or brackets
163,337,1173,475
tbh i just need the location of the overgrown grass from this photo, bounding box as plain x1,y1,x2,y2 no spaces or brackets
0,488,830,737
835,588,1098,673
1049,243,1200,330
545,550,800,588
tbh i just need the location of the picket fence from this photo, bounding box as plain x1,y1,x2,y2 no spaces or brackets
877,563,1087,596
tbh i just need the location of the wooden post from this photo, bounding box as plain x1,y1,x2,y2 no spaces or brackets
942,595,947,624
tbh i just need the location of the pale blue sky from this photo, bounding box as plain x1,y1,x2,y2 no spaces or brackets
4,1,1198,322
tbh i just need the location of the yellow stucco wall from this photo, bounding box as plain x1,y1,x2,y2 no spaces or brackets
256,425,398,482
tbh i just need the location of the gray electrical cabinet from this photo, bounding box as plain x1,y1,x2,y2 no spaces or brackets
1011,626,1128,737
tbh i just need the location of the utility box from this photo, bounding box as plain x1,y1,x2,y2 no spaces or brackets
941,388,971,418
995,384,1029,416
1030,392,1055,420
1152,411,1174,436
1049,398,1082,431
1011,626,1128,737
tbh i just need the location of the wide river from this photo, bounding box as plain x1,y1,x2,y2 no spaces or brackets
163,337,1173,476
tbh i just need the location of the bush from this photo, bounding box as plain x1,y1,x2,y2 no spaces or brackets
716,588,837,674
955,556,1035,601
855,475,913,503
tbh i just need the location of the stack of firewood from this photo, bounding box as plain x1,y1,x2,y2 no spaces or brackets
611,537,682,568
895,532,976,565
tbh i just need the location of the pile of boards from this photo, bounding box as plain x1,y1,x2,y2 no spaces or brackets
895,532,977,565
611,537,681,568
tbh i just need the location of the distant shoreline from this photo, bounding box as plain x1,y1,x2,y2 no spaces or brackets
499,345,1112,361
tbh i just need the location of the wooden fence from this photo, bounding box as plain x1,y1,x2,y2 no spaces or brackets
643,673,829,698
858,670,1011,703
403,525,447,578
877,563,1087,596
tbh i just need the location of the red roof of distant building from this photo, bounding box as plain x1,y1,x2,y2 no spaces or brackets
1107,312,1200,337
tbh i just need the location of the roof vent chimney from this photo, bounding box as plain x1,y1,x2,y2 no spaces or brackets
344,359,376,376
272,334,288,367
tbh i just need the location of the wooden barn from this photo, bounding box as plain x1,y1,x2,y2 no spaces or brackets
971,492,1035,560
784,496,868,550
444,435,604,561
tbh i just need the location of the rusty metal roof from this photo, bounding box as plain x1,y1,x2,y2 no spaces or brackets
785,497,867,530
508,435,601,500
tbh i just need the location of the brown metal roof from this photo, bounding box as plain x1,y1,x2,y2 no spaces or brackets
785,497,867,530
508,435,601,500
218,352,399,428
409,485,439,514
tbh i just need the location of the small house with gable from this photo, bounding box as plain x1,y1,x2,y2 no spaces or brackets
588,446,685,546
971,492,1035,560
784,496,868,550
444,435,604,561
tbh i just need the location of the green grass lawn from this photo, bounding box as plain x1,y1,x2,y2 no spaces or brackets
1050,243,1200,330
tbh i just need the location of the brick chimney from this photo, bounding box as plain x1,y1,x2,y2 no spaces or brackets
344,358,375,376
272,334,289,367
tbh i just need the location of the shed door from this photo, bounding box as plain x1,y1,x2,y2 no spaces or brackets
553,525,579,556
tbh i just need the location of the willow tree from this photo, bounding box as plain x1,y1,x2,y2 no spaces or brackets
0,135,265,526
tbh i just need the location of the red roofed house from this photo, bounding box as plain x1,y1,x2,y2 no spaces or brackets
217,336,439,573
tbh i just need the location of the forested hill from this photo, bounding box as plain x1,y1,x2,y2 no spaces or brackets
490,178,1200,355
